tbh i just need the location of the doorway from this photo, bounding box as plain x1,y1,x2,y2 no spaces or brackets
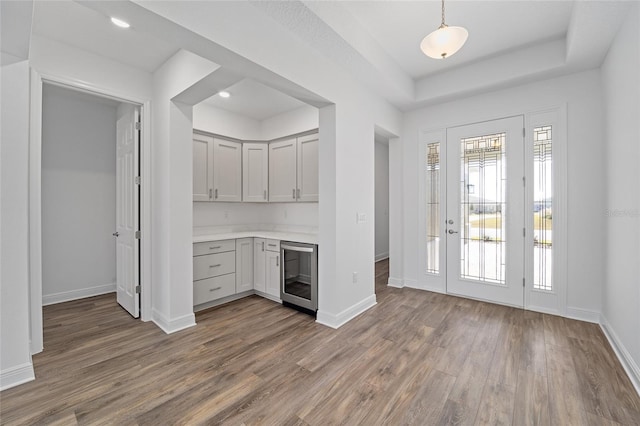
374,133,390,295
444,116,525,307
40,84,142,320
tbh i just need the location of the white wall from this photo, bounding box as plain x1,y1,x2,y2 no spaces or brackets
601,3,640,390
41,84,118,304
260,105,318,140
374,140,389,261
398,69,605,316
1,60,35,389
193,102,261,140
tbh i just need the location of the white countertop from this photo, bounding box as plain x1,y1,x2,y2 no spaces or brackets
193,231,318,245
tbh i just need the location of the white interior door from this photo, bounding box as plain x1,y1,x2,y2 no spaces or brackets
445,116,525,307
115,104,140,318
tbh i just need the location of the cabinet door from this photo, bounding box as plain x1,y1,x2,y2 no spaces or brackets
269,138,297,202
242,143,268,202
254,238,266,293
297,133,319,202
265,250,281,298
193,132,214,202
213,138,242,202
236,238,254,293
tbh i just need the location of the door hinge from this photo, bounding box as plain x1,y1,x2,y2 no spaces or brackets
135,176,141,185
135,122,142,131
135,230,141,239
135,285,141,294
523,227,526,237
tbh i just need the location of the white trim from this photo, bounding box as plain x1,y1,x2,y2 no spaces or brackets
565,306,600,323
0,362,35,391
526,304,561,316
152,309,196,334
28,71,154,354
405,280,446,294
42,283,116,306
375,252,389,262
316,294,377,329
254,290,282,304
193,290,255,312
600,314,640,397
29,67,44,355
387,277,404,288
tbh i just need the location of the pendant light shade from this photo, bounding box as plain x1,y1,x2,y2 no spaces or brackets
420,25,468,59
421,0,468,59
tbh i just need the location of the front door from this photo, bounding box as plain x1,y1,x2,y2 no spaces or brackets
445,116,525,307
115,104,140,318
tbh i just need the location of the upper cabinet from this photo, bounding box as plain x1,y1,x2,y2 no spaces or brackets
193,132,214,202
212,138,242,202
193,130,318,203
193,132,242,202
297,133,319,202
243,143,268,202
269,138,298,202
268,132,318,203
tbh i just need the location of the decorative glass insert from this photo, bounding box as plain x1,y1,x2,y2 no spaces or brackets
533,126,553,291
426,142,440,274
460,133,507,284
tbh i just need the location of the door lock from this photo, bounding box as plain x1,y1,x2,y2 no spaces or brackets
112,232,119,237
447,219,454,224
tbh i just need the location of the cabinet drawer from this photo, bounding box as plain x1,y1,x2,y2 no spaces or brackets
265,239,280,252
193,274,236,305
193,239,236,256
193,251,236,281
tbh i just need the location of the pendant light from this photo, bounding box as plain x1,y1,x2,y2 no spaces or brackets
420,0,468,59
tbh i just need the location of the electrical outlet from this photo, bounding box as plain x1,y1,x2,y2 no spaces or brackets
352,272,358,283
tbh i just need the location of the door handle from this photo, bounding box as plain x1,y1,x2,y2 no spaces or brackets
112,232,119,237
448,229,458,234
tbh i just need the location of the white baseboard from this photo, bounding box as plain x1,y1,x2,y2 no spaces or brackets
152,309,196,334
42,282,116,306
316,294,377,329
387,277,404,288
375,252,389,262
526,304,561,316
600,314,640,397
566,306,600,323
0,362,35,391
407,280,445,294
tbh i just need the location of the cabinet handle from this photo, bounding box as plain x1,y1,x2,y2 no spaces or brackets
209,264,222,268
264,190,267,200
209,189,212,199
209,287,222,292
276,256,279,267
215,188,218,199
209,246,221,250
296,188,300,199
292,189,295,199
262,241,265,251
268,243,276,247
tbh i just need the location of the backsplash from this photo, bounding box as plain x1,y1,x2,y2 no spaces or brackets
193,202,318,234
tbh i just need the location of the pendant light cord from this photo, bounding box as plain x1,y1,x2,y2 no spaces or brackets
441,0,447,28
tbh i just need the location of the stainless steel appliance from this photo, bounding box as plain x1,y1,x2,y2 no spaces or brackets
280,241,318,315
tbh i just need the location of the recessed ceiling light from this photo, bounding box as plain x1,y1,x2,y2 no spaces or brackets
218,91,231,98
110,17,130,28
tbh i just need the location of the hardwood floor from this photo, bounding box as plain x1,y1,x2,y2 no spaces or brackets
2,259,639,425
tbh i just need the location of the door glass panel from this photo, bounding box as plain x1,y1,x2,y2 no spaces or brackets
283,250,312,301
426,142,440,274
460,133,506,284
533,126,553,291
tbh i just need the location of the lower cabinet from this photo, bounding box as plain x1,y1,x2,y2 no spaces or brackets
254,238,266,293
235,238,254,293
195,237,282,308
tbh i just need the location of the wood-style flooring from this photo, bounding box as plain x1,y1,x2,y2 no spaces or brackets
1,259,639,425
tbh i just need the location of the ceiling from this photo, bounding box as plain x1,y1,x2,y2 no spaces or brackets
25,0,632,112
339,1,575,79
32,0,180,73
200,79,307,121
